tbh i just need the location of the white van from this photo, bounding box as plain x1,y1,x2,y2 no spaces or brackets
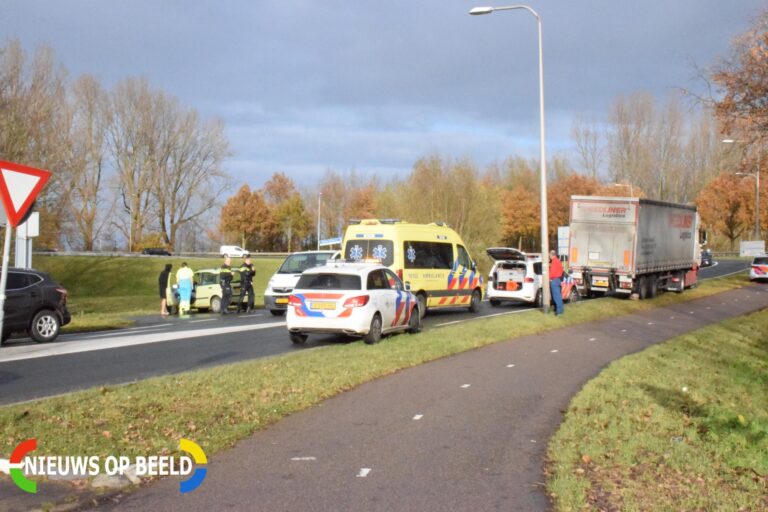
219,245,249,257
264,250,340,316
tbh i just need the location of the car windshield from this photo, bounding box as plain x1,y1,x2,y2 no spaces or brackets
278,253,335,274
754,257,768,265
295,273,361,290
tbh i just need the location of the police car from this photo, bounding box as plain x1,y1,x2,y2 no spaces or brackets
286,261,420,345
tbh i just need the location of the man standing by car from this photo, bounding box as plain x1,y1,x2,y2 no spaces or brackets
219,255,234,314
238,254,255,313
158,264,172,316
549,250,565,316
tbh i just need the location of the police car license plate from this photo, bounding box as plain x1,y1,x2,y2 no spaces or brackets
593,278,608,287
310,301,336,310
276,297,289,305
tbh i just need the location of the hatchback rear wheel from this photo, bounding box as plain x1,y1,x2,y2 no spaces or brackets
30,310,60,343
289,332,308,344
364,314,382,345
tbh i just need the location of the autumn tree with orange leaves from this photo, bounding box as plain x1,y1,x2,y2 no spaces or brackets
696,174,753,249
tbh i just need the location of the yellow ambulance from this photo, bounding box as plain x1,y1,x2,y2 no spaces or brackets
341,219,483,317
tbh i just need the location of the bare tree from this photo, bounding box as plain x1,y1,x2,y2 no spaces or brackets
155,109,231,249
0,40,70,247
66,75,113,250
570,114,604,178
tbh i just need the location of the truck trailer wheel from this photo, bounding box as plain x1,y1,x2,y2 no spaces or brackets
647,275,658,298
637,276,648,300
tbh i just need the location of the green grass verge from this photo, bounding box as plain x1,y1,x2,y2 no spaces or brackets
33,256,283,332
0,274,753,469
547,299,768,511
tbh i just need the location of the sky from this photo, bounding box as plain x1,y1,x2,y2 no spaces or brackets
5,1,766,190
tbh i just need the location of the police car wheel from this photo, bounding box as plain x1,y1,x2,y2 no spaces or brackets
270,309,286,317
290,332,308,344
407,307,421,334
489,298,501,307
364,314,382,345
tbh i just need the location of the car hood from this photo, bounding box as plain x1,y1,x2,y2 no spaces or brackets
486,247,527,261
268,272,302,289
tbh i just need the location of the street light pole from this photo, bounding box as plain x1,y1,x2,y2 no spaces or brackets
723,139,761,240
317,192,322,250
470,5,550,312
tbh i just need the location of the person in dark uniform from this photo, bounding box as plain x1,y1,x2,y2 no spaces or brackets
238,254,256,313
219,255,233,314
158,264,173,316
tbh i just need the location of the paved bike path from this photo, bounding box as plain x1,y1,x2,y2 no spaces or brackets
106,285,768,512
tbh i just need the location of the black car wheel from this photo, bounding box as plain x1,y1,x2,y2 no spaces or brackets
468,289,482,313
363,314,382,345
407,307,421,334
270,309,286,317
289,332,308,344
30,310,60,343
416,293,427,320
568,287,580,303
489,298,501,307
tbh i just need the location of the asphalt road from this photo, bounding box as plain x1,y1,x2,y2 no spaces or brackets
101,281,768,512
0,259,746,405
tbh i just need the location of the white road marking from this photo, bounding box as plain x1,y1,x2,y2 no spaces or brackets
434,307,533,327
357,468,371,478
291,457,317,461
689,311,695,314
647,322,654,325
550,349,559,353
589,337,596,341
670,316,675,319
461,384,471,388
0,321,287,363
190,319,217,324
621,329,627,333
506,364,515,368
413,414,423,420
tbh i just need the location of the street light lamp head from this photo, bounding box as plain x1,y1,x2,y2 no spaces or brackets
469,7,494,15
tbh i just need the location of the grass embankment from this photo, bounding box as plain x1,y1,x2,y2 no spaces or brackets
34,255,282,332
0,274,753,470
547,304,768,510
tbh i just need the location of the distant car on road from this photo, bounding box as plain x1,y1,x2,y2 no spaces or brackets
485,247,578,307
286,261,420,345
264,250,340,316
700,248,713,267
2,268,71,344
219,245,249,257
142,247,172,256
749,254,768,281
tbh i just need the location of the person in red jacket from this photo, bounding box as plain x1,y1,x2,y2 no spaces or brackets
549,250,564,316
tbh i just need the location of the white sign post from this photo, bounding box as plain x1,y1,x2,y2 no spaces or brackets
15,211,39,269
740,240,765,257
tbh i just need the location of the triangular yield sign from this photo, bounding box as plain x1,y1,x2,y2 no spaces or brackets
0,160,51,228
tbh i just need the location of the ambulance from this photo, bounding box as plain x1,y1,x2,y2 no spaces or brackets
341,219,483,317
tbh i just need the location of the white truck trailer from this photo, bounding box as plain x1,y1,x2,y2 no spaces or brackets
568,196,701,299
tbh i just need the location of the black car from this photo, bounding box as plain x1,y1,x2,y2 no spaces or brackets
2,268,71,343
700,248,713,267
142,248,172,256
